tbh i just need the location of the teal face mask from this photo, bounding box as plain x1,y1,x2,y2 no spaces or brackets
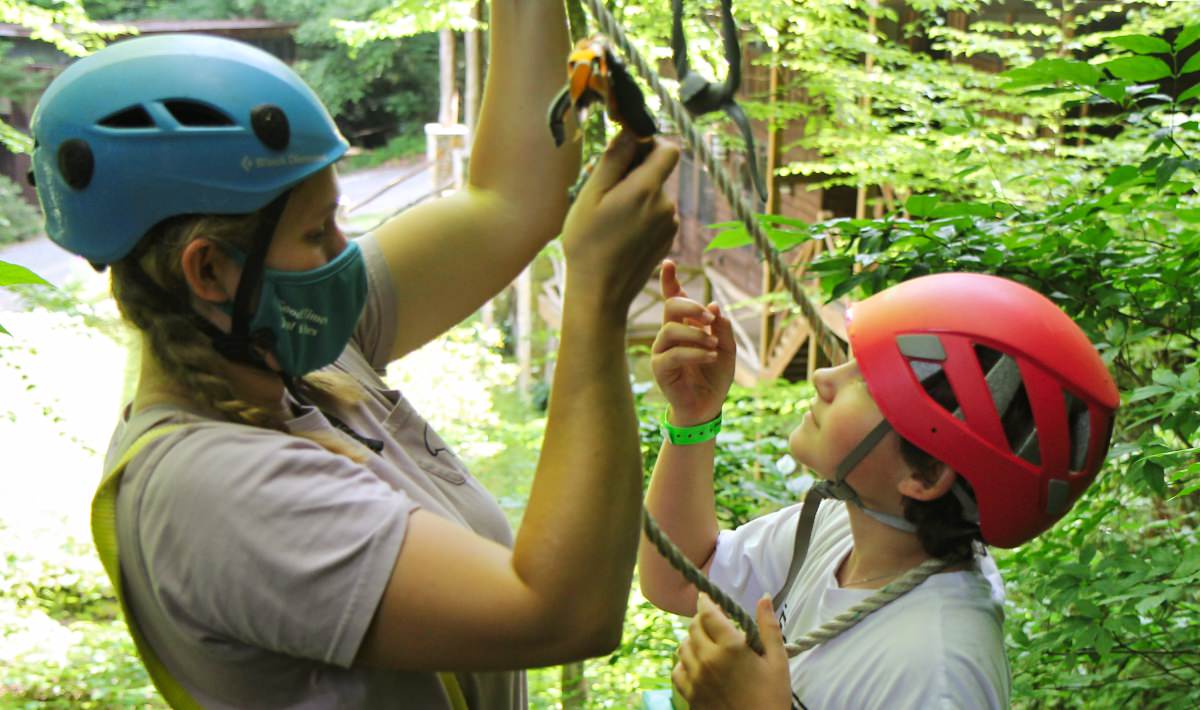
217,240,368,376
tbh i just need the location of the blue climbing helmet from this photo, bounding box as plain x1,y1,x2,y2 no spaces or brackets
30,33,348,266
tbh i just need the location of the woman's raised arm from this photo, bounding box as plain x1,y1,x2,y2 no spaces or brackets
373,0,583,361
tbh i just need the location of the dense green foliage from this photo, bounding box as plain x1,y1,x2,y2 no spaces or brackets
0,175,42,247
76,0,443,145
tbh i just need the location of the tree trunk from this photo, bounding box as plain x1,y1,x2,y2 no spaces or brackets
465,1,485,136
561,660,587,709
439,28,459,125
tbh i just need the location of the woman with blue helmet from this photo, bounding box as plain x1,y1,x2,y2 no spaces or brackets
31,3,680,707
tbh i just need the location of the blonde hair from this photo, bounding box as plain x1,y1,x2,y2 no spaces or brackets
111,211,369,463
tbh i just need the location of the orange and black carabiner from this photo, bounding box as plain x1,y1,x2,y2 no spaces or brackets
548,36,658,200
548,35,657,146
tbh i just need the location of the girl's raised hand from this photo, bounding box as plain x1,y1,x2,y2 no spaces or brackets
651,259,735,426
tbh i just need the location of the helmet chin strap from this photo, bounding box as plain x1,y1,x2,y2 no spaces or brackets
813,418,918,533
209,190,292,374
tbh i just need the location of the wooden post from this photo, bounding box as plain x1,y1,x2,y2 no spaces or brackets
759,48,783,382
438,28,458,125
466,2,495,330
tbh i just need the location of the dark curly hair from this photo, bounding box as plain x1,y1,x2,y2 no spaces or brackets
897,438,982,561
892,345,1032,561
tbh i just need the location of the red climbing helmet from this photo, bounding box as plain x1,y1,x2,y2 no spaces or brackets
846,273,1120,548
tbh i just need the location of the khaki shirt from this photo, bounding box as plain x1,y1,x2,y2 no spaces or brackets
104,235,524,709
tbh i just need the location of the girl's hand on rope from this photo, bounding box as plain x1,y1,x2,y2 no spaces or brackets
652,259,735,426
561,129,680,320
673,594,792,710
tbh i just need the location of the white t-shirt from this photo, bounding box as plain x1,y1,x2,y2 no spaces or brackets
708,501,1011,709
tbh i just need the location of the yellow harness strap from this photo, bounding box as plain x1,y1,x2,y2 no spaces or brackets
92,424,469,710
92,424,201,709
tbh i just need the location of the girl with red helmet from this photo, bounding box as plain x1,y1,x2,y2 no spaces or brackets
639,261,1119,709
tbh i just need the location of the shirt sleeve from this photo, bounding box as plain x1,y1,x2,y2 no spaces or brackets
351,234,399,371
134,426,418,668
707,504,803,614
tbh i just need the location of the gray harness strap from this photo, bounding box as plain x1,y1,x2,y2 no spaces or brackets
773,487,826,610
771,418,907,611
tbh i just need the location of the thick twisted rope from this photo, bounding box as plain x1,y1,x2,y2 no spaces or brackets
643,509,767,653
782,557,949,656
581,0,847,366
645,507,952,658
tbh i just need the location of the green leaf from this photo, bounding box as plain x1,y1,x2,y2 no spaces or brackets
1157,157,1183,187
705,227,752,251
1104,34,1171,55
1095,82,1128,104
1141,462,1168,497
1135,593,1168,614
1107,35,1171,55
905,194,940,218
1177,547,1200,578
1179,84,1200,104
1177,208,1200,223
808,255,854,273
931,201,994,218
1128,384,1171,403
1177,26,1200,52
1074,599,1103,619
0,261,50,288
1103,165,1139,186
1180,52,1200,76
1000,58,1102,89
830,271,870,300
1102,57,1172,82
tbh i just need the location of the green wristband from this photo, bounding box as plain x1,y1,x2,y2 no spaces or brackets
661,409,722,445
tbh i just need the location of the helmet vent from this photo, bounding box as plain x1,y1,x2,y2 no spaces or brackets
976,346,1022,417
163,100,235,127
1001,383,1040,466
908,360,963,420
99,105,155,129
1064,391,1091,472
